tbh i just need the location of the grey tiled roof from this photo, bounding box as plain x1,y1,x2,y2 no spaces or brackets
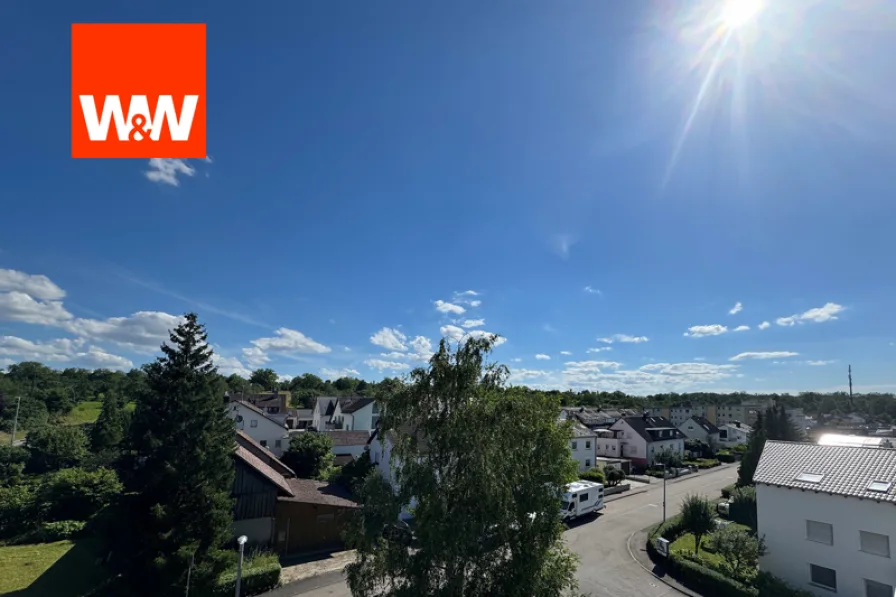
755,440,896,503
571,423,597,438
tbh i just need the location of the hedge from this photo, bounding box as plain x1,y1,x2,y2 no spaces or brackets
204,554,281,597
716,451,736,463
580,468,606,484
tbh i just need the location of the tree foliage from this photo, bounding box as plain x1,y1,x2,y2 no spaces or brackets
37,466,123,522
91,392,127,453
345,337,580,597
680,494,716,554
26,424,89,473
605,467,626,487
283,432,334,479
708,526,766,582
123,313,235,594
249,368,279,391
738,405,801,487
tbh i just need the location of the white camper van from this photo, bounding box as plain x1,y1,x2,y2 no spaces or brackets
560,480,605,521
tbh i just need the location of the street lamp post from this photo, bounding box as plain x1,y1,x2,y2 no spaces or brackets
235,535,248,597
662,462,667,522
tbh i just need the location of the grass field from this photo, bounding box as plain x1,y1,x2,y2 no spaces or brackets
63,401,136,426
0,538,108,597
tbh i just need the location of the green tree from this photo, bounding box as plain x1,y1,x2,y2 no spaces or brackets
737,412,767,487
345,337,580,597
125,313,235,594
26,425,88,473
606,467,626,487
0,445,29,486
729,486,757,531
37,466,123,522
91,392,126,453
680,494,716,554
249,368,278,390
708,526,766,582
282,432,334,479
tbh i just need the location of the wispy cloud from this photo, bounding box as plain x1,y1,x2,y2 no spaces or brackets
729,351,799,361
535,354,551,360
776,302,845,327
729,301,743,315
733,325,750,332
584,286,602,295
434,300,465,315
684,325,728,338
144,158,196,186
597,334,649,344
551,234,577,260
587,347,613,353
758,321,771,330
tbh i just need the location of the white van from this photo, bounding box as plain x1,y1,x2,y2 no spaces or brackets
560,480,605,521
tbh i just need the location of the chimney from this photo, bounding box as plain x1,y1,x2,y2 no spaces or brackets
735,421,741,428
642,411,649,421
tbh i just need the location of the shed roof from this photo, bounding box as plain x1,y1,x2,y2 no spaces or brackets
233,445,294,497
280,478,359,508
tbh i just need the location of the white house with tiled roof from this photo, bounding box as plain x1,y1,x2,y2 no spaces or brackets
229,400,289,456
756,441,896,597
569,423,597,472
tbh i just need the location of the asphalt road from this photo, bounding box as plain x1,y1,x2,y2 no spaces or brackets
288,466,737,597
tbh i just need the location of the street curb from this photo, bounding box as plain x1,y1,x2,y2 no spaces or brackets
605,488,649,502
625,527,698,597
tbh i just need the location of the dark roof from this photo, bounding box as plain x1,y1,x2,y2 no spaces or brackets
233,446,294,497
230,400,287,429
689,416,720,435
325,401,336,416
755,441,896,503
280,478,359,508
571,423,596,438
333,454,355,466
323,430,371,446
619,416,687,442
339,397,374,414
236,430,295,478
293,409,312,419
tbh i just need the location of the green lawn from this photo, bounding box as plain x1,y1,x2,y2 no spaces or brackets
0,538,108,596
670,522,753,570
63,401,135,426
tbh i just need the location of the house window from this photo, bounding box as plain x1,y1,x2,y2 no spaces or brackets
806,520,833,545
250,419,258,428
865,579,894,597
275,439,281,449
579,493,589,502
260,440,267,447
585,441,591,449
585,459,591,467
809,564,837,591
572,441,578,450
860,531,890,558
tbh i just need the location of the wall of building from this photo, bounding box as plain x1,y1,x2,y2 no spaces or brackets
275,502,354,555
569,436,596,471
230,404,288,456
646,439,685,465
350,406,374,431
332,444,368,459
233,518,274,545
758,484,896,596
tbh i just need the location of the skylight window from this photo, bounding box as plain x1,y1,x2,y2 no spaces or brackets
795,472,824,484
867,481,892,493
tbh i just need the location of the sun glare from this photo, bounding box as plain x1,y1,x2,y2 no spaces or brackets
721,0,764,28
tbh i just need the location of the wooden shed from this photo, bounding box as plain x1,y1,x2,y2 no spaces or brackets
275,479,359,555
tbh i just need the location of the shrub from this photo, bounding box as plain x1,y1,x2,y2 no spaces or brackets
729,486,757,531
204,553,281,597
716,451,736,463
668,553,757,597
680,494,716,553
708,525,766,583
26,425,89,473
580,468,606,484
755,571,815,597
733,443,748,454
0,484,37,538
0,445,29,485
606,467,626,487
37,467,123,522
721,484,736,499
36,520,86,542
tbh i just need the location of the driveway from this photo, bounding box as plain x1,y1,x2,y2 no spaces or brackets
279,466,737,596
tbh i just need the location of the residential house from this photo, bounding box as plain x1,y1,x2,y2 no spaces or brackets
596,415,686,468
755,441,896,597
285,408,313,430
275,478,359,554
650,404,717,427
228,391,292,425
569,424,597,472
311,396,379,432
323,430,372,464
718,422,751,446
229,400,290,456
678,415,721,447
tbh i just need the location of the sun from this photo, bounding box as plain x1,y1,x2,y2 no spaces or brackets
720,0,764,29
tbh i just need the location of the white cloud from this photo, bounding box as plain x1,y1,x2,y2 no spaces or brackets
213,354,252,378
250,328,332,358
441,325,506,347
464,329,507,347
145,158,196,186
277,375,293,383
434,300,465,315
561,360,737,394
459,319,485,328
0,269,65,300
456,290,479,297
380,352,407,359
758,321,771,330
776,302,845,327
409,335,434,362
0,336,132,370
684,325,728,338
0,292,73,325
511,358,523,363
729,302,743,315
469,300,482,308
560,350,572,356
321,367,361,379
733,325,750,332
440,325,466,342
535,354,551,360
597,334,649,344
508,369,550,383
364,359,411,372
806,360,836,366
586,347,613,353
242,346,268,368
729,351,799,361
204,156,214,164
65,311,183,351
584,286,601,295
370,327,407,351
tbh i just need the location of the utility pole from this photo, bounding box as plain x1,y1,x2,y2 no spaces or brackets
848,365,853,406
662,462,667,522
10,396,21,446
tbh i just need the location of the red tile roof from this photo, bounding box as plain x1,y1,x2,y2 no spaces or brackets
324,430,372,446
279,478,359,508
236,430,296,478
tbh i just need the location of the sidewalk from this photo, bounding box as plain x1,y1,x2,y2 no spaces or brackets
262,550,354,597
626,526,699,597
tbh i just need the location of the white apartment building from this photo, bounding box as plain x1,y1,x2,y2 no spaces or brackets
756,441,896,597
569,424,597,472
596,415,686,468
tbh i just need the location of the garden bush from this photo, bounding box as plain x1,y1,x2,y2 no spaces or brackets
716,451,736,463
204,552,281,597
729,486,757,531
721,484,737,499
668,553,758,597
580,468,606,484
606,467,626,487
37,466,123,522
755,571,815,597
36,519,86,542
0,484,36,538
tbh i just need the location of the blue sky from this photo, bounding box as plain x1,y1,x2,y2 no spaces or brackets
2,0,896,395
